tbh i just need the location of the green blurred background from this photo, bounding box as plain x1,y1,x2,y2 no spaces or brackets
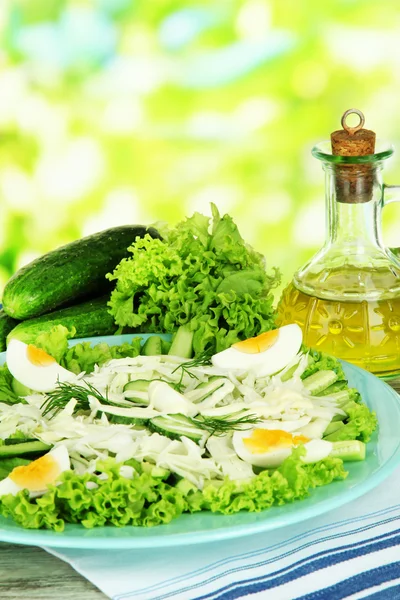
1,0,400,296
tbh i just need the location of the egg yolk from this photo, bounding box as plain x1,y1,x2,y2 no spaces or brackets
232,330,279,354
9,454,60,491
243,429,309,454
27,345,56,367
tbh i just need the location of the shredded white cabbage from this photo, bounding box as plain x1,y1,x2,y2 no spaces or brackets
0,353,345,487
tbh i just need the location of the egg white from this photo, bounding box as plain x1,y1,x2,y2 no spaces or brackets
232,426,332,468
6,339,75,392
211,324,303,376
148,381,198,417
0,445,70,497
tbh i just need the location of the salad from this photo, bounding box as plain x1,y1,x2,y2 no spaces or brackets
0,323,377,531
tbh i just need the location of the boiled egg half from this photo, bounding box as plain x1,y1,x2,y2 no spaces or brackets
0,445,70,497
6,339,75,393
211,324,303,376
232,427,333,468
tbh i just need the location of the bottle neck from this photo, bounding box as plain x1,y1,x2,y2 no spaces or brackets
325,164,383,251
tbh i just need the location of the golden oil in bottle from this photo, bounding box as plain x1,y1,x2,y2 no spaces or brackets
277,282,400,378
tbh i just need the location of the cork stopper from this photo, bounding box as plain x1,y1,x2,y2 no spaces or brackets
330,109,376,204
331,109,376,156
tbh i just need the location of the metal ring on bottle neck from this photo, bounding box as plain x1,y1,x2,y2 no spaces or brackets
341,109,365,135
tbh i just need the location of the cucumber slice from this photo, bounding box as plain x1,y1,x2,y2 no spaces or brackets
331,414,345,423
303,370,338,395
5,437,38,446
186,378,226,404
107,415,148,426
168,326,193,359
330,440,366,461
141,462,169,478
141,336,162,356
149,414,205,442
11,378,33,397
124,380,150,393
319,390,352,404
123,380,150,405
323,421,345,436
340,400,359,415
318,381,348,396
161,340,171,354
0,441,51,457
280,362,300,382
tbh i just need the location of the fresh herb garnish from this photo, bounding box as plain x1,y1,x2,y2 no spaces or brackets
171,351,213,392
41,381,110,417
192,411,261,436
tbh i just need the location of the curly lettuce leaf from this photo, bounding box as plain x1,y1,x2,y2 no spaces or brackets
31,325,76,364
107,204,280,355
201,449,346,515
0,457,30,480
300,348,377,443
302,348,346,381
0,365,19,405
0,452,346,531
19,324,142,375
324,401,378,443
61,338,142,374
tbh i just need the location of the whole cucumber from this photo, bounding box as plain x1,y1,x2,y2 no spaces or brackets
7,296,118,345
0,309,19,352
2,225,161,319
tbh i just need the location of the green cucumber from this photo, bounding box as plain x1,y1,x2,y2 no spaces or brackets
149,414,205,442
123,380,150,406
318,381,348,396
280,362,300,382
320,390,354,405
0,310,19,352
330,440,366,461
123,380,150,393
303,370,338,395
0,441,51,457
11,378,33,397
161,339,171,354
2,225,161,319
186,378,225,403
140,462,169,478
141,336,162,356
323,421,345,436
107,415,148,426
7,296,118,345
331,414,345,423
168,326,193,359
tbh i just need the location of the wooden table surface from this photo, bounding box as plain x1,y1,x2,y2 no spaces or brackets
1,379,400,600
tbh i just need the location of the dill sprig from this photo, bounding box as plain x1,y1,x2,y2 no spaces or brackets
171,351,213,392
41,381,110,417
192,411,261,436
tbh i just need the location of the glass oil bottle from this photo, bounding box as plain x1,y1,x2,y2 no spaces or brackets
277,109,400,378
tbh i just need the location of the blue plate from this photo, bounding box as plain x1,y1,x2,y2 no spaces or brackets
0,333,399,549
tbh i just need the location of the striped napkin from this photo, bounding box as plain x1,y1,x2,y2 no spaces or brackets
45,465,400,600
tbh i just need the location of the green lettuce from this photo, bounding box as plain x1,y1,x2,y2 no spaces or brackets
0,451,346,532
302,348,377,443
324,401,378,443
107,204,280,355
0,365,18,405
0,457,30,480
33,325,76,363
302,348,346,381
23,324,142,375
61,338,142,374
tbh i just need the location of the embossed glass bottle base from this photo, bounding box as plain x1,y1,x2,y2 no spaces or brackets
277,283,400,378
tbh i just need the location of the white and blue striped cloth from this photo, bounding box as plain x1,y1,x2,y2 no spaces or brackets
46,465,400,600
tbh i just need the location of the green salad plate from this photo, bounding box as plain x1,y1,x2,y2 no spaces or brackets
0,333,399,549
